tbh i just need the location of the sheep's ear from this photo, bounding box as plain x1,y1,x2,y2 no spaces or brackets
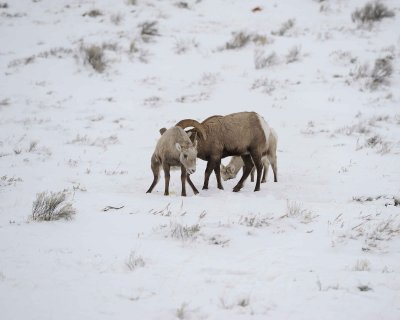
159,128,167,135
220,164,225,170
175,143,182,152
187,132,192,138
228,165,235,173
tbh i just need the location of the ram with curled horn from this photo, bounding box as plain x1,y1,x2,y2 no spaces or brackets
173,111,277,192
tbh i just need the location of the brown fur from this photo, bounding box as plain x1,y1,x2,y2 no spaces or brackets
221,128,278,183
176,111,272,192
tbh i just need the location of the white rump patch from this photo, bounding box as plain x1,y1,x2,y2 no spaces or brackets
257,114,271,142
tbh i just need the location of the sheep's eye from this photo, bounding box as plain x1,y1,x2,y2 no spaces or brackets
184,154,188,159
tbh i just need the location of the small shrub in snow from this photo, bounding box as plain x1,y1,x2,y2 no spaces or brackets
352,1,395,26
28,141,38,152
357,134,392,154
225,31,251,50
365,135,383,148
126,251,145,270
286,200,304,217
286,46,301,63
143,96,161,107
271,19,295,36
110,13,123,25
237,297,250,308
239,214,272,228
350,62,370,81
83,9,102,17
173,38,199,54
138,49,151,63
223,31,268,50
175,2,189,9
1,175,23,187
0,98,10,106
82,45,106,73
358,284,372,292
0,3,8,9
198,72,219,86
254,49,277,69
208,234,230,247
368,217,400,241
251,77,277,94
129,39,139,54
353,259,371,271
31,191,76,221
139,21,159,42
285,200,317,224
350,56,393,90
176,302,188,320
370,56,393,89
126,0,137,5
169,221,200,241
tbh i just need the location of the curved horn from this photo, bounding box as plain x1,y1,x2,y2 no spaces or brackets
175,119,207,140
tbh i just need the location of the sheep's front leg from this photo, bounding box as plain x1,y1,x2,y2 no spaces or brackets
180,165,187,197
163,163,171,196
233,155,253,192
202,161,214,190
187,175,199,195
213,159,224,190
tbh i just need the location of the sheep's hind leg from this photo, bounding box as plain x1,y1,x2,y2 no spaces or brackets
146,156,160,194
261,158,270,183
163,163,171,196
270,154,278,182
250,153,263,192
250,167,255,182
233,155,253,192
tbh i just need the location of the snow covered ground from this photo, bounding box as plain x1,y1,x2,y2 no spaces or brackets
1,0,400,319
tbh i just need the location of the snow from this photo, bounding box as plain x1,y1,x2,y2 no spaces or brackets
1,0,400,319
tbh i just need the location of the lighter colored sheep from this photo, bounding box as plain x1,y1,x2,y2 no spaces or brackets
146,124,206,196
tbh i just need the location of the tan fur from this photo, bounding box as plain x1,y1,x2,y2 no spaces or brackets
146,126,199,196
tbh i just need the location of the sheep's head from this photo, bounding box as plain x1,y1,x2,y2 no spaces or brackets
220,164,237,181
176,139,198,175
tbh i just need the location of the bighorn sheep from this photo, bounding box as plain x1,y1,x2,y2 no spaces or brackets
146,124,206,196
175,111,273,192
220,128,278,183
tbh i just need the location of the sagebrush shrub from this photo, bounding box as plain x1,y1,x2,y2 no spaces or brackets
370,56,393,89
225,32,251,50
271,19,295,36
31,192,76,221
83,45,106,73
139,21,159,42
352,1,395,25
